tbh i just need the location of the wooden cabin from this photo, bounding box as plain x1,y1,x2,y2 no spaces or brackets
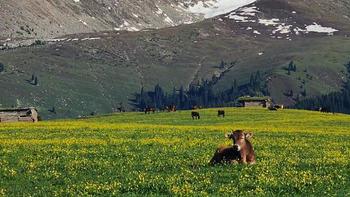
0,107,39,123
238,96,272,108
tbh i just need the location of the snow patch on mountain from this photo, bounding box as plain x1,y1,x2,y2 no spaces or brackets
226,6,258,22
187,0,256,18
305,23,338,34
224,4,339,38
258,18,280,26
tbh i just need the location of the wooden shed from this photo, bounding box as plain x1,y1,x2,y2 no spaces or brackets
238,96,272,108
0,107,39,123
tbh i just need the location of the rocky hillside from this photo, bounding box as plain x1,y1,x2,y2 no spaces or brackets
0,0,350,118
0,0,190,39
0,0,259,39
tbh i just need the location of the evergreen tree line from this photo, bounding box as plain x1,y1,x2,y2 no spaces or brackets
294,61,350,113
130,71,269,110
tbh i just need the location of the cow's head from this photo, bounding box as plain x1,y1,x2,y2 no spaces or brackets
225,130,253,151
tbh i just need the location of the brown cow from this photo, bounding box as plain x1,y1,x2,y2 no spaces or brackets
166,105,177,112
144,107,155,114
226,130,256,164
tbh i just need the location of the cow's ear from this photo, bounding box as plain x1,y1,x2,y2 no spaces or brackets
245,132,253,139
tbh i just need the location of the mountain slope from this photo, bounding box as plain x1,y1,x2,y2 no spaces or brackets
0,0,259,39
0,0,199,39
1,0,350,118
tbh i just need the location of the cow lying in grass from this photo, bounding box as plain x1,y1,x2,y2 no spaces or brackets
210,130,256,165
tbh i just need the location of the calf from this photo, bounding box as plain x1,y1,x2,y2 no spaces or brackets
209,145,241,165
218,110,225,117
225,130,256,164
191,111,200,119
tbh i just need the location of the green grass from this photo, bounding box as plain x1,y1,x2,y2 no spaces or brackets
0,107,349,196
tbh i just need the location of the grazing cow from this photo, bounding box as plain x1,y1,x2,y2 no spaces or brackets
209,145,241,165
144,107,156,114
225,130,256,164
218,110,225,117
166,105,177,112
191,111,200,119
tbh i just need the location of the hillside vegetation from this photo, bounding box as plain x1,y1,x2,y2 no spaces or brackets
0,108,349,196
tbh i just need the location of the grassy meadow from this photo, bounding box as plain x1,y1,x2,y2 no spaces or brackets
0,107,349,196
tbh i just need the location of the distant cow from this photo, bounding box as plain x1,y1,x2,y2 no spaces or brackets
166,105,177,112
117,107,125,113
226,130,256,164
145,107,155,114
191,111,200,119
218,110,225,117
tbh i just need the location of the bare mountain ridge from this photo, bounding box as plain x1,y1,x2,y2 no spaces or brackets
1,0,255,39
0,0,205,39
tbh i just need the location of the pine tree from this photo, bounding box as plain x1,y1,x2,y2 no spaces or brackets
301,89,306,97
33,76,38,86
0,62,4,72
232,79,238,98
219,60,225,69
255,71,261,90
179,86,185,108
288,61,294,71
154,84,164,108
249,73,255,87
139,87,146,110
